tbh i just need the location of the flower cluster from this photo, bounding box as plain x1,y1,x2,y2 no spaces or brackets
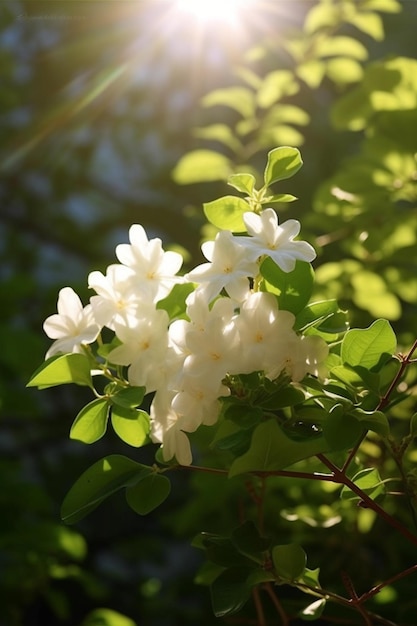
43,209,327,465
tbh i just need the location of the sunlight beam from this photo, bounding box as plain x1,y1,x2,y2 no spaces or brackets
175,0,255,26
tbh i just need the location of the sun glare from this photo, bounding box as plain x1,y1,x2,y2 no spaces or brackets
176,0,253,25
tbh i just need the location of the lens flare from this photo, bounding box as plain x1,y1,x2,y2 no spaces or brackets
176,0,254,24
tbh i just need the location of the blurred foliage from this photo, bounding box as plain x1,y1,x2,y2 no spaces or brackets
1,0,417,624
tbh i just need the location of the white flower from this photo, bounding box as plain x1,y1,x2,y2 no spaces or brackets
115,224,183,301
301,334,329,379
43,287,100,358
150,390,192,466
183,297,238,381
172,375,230,428
236,208,316,272
186,230,257,303
88,264,140,330
231,292,296,376
108,308,169,392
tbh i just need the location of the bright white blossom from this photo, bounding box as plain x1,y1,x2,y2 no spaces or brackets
88,264,140,330
108,308,169,392
116,224,183,301
172,376,230,428
186,230,257,303
43,287,100,358
150,390,193,466
42,208,328,466
236,208,316,272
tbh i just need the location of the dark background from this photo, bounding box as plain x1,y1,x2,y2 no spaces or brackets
1,1,416,624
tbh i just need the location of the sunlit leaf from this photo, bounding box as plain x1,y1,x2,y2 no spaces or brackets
156,283,195,321
300,598,327,621
341,319,397,370
172,150,232,184
304,3,339,33
264,146,303,186
326,58,363,84
203,195,250,231
111,406,150,447
257,70,299,109
27,353,93,389
193,124,241,152
260,259,314,315
316,37,368,60
347,12,384,40
227,173,256,195
296,60,326,88
70,398,110,444
202,87,255,118
82,608,137,626
341,468,385,501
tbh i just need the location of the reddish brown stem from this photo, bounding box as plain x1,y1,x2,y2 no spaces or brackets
317,454,417,548
358,563,417,604
263,583,289,626
342,338,417,473
252,586,266,626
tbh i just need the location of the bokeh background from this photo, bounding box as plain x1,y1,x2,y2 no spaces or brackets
1,1,416,624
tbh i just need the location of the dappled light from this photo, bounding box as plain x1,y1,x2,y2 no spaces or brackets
3,0,417,624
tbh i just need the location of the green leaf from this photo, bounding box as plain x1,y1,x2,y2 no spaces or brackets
300,598,327,621
229,420,328,477
259,385,305,410
172,150,231,184
110,386,146,409
264,147,303,186
61,455,152,524
231,521,270,562
227,173,256,195
202,86,255,118
316,37,368,60
211,567,254,617
326,58,363,84
199,533,254,568
111,406,150,447
211,419,253,456
347,12,384,40
126,473,171,515
261,259,314,315
341,319,397,370
410,413,417,438
304,3,339,33
295,300,339,330
267,193,298,203
257,70,299,109
203,196,250,232
82,608,137,626
27,353,93,389
322,404,364,451
70,398,110,444
296,60,326,88
223,403,264,429
193,124,241,152
272,544,306,580
156,282,195,320
351,408,390,438
341,468,385,501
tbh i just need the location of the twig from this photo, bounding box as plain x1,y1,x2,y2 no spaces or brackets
263,583,289,626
